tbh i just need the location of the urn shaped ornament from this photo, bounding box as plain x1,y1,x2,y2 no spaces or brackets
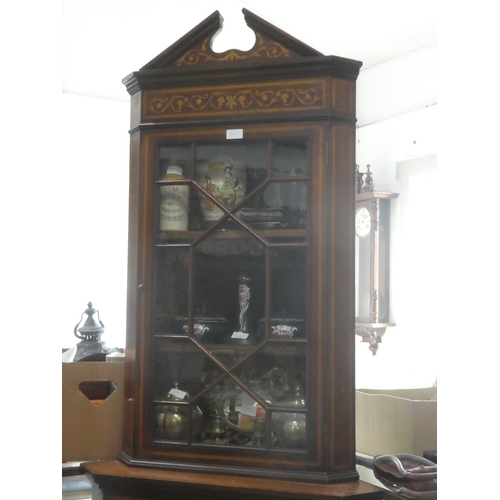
73,302,118,361
155,383,202,440
273,383,307,449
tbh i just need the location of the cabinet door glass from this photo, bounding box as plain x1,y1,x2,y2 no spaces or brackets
153,137,309,453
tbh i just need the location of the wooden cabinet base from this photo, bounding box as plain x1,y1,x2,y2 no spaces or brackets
84,460,385,500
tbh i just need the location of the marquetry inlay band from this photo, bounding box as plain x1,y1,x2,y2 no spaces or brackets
176,33,291,66
144,80,326,119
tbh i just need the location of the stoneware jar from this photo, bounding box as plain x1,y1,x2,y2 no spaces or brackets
159,166,189,231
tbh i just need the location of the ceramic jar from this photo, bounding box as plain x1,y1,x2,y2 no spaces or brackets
257,317,306,339
175,306,229,344
159,166,189,231
196,157,246,224
155,383,202,440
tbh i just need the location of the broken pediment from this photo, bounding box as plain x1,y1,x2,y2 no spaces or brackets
140,8,323,71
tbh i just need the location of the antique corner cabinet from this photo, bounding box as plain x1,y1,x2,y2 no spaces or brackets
84,9,385,500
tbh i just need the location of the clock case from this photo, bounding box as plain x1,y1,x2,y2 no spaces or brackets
355,170,399,354
119,9,363,485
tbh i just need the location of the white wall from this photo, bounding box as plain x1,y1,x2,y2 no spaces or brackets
354,44,437,388
59,94,130,349
357,44,437,127
355,144,438,389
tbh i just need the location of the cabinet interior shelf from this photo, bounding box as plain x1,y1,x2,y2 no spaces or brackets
158,228,307,243
153,339,307,355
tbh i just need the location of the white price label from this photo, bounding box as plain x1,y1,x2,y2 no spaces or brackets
168,388,187,399
226,129,243,140
231,331,249,339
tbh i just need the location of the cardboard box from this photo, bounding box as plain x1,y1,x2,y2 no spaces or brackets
62,362,124,461
356,387,437,457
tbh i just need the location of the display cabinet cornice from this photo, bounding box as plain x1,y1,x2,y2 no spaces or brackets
84,8,385,500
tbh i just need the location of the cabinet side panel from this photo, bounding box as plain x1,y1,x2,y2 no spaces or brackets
327,123,356,470
123,130,141,456
136,133,156,456
130,91,142,131
308,124,327,468
330,78,356,117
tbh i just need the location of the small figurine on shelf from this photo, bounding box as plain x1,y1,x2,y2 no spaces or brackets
238,273,251,332
228,272,259,344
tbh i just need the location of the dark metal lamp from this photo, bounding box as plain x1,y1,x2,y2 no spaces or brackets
73,301,118,361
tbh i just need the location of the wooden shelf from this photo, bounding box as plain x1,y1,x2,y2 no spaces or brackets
158,228,307,243
154,338,308,355
84,460,385,500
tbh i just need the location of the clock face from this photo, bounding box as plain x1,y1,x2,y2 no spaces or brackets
355,207,371,237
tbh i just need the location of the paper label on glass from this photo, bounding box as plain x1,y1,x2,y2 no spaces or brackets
240,394,258,417
231,331,249,339
159,185,189,231
168,388,187,399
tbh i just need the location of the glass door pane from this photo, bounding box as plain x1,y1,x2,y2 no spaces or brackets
193,217,267,351
154,247,190,335
151,135,311,455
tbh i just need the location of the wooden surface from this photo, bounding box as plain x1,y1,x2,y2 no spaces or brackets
84,460,385,500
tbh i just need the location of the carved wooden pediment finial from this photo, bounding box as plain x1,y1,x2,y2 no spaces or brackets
140,9,323,72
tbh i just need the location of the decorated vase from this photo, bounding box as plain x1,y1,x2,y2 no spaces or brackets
196,157,246,224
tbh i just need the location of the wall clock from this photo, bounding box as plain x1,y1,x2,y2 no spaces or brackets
355,207,371,238
355,165,398,355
